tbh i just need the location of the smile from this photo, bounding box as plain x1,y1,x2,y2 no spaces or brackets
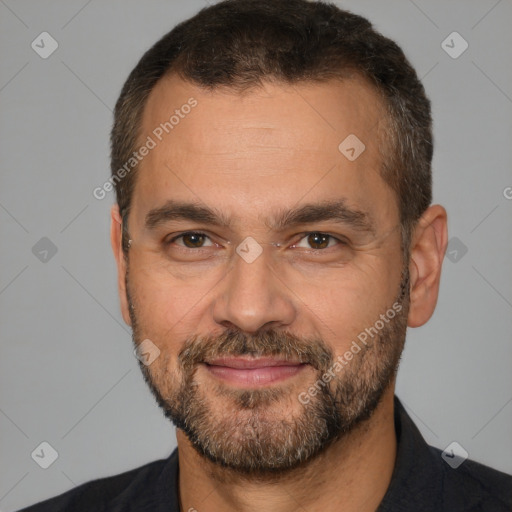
203,357,309,387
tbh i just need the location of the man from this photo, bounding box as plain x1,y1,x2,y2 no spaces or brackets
20,0,512,510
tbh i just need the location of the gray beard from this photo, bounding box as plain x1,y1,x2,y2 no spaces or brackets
127,265,409,477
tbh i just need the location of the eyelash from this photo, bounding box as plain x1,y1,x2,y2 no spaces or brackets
165,231,346,252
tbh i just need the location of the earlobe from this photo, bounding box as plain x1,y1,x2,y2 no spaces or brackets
407,205,448,328
110,204,132,326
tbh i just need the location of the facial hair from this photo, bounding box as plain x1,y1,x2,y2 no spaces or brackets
126,265,410,477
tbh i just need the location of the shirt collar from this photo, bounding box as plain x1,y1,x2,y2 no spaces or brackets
377,395,443,511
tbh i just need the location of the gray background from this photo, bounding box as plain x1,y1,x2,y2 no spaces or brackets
1,0,511,510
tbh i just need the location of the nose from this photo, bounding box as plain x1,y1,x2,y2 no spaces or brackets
212,243,296,334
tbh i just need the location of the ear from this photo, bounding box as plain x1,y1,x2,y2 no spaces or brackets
407,204,448,327
110,204,132,326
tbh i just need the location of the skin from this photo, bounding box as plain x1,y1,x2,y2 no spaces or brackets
110,74,448,512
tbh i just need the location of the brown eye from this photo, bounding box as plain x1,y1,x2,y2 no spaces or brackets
182,233,206,248
293,232,341,250
168,232,213,249
307,232,331,249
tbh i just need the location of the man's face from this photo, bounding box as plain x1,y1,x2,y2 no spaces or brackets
121,75,409,474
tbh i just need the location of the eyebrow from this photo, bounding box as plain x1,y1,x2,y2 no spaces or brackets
144,199,375,234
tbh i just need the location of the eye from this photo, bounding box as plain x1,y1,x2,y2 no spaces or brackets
165,231,345,253
292,232,344,250
167,231,214,249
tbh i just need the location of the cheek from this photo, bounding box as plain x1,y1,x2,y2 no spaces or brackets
143,350,184,401
308,261,400,351
128,258,215,346
130,250,183,299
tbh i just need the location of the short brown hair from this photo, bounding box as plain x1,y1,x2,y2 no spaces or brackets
111,0,432,257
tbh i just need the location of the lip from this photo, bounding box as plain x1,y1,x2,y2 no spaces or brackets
205,357,303,369
203,357,308,387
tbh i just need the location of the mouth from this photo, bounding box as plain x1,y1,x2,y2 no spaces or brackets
202,357,309,387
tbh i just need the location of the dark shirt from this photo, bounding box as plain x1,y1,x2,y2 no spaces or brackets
18,396,512,511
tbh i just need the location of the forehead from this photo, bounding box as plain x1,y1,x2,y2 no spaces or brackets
141,73,387,148
130,74,397,230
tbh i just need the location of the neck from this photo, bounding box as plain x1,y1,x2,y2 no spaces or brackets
177,386,397,512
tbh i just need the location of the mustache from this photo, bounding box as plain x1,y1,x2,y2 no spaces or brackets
178,329,333,373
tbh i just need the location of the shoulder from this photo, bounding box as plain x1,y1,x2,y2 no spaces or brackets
17,456,171,511
386,397,512,512
428,445,512,511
